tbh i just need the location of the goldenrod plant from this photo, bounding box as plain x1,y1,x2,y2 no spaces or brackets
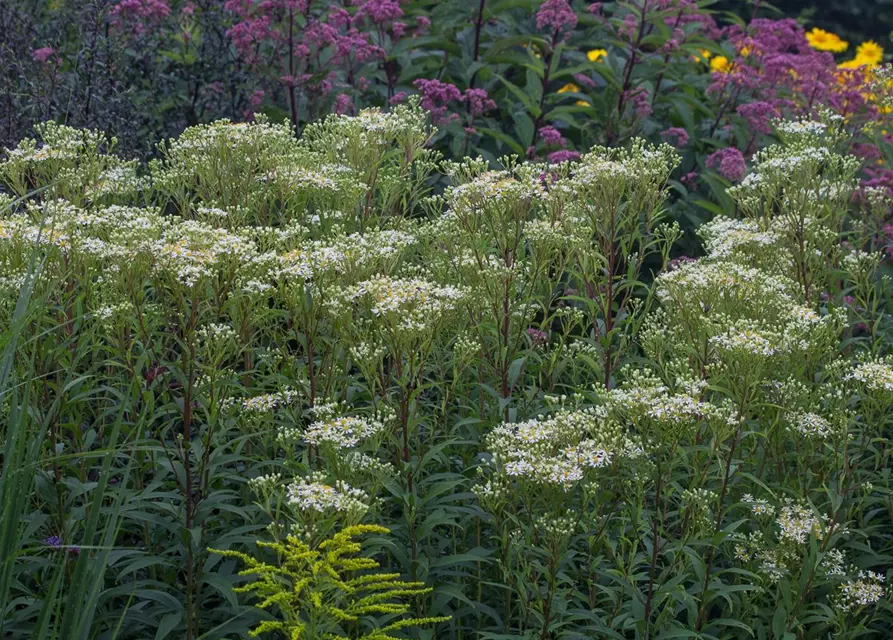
211,525,449,640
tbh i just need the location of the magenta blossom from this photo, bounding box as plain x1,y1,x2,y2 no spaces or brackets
736,101,780,134
538,126,565,147
353,0,403,26
536,0,578,34
623,87,652,119
31,47,55,63
414,78,463,124
680,171,698,187
333,93,353,115
464,88,496,116
109,0,171,32
660,127,689,147
667,255,697,270
527,327,549,347
706,148,747,182
548,150,581,163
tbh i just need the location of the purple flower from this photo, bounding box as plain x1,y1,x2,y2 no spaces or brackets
660,127,689,147
620,14,639,39
31,47,55,63
536,0,577,34
333,93,353,115
680,171,698,186
109,0,171,33
736,101,780,134
414,78,463,124
623,87,652,119
527,327,549,347
416,15,431,32
706,147,747,182
43,536,63,548
548,150,581,163
389,91,407,105
464,88,496,116
354,0,403,26
852,143,881,160
538,125,565,147
248,89,265,108
667,255,697,270
328,8,351,28
334,29,384,63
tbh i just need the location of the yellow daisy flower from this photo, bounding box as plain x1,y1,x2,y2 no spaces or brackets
856,40,884,66
805,27,849,53
587,49,608,62
710,56,732,73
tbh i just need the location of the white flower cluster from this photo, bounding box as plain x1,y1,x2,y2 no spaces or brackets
285,476,369,516
847,360,893,392
836,571,885,612
709,325,783,359
742,494,775,517
788,411,835,439
486,409,617,491
303,415,385,450
697,217,782,263
239,389,299,414
341,276,467,336
776,502,826,544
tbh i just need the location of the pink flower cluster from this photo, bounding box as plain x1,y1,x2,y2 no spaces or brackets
224,0,424,118
412,79,496,125
109,0,171,33
706,147,746,182
660,127,689,147
353,0,403,25
31,47,56,64
536,0,577,35
538,125,565,147
547,150,581,163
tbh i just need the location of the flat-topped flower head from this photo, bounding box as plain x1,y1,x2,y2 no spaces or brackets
303,415,384,450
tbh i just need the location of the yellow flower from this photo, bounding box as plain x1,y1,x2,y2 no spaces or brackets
693,48,713,63
575,100,590,107
838,41,884,71
557,83,580,94
805,27,849,53
710,56,732,73
838,57,869,70
587,48,608,62
856,40,884,65
739,45,751,57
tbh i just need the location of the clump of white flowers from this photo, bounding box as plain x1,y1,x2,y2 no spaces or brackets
303,416,385,450
285,474,369,517
776,501,826,544
847,359,893,392
237,389,299,414
835,571,886,612
484,408,619,491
